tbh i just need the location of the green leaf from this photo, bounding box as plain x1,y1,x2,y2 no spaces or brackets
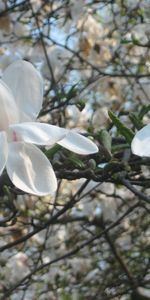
139,104,150,120
112,143,129,153
67,84,78,99
45,144,61,159
76,99,86,111
120,39,132,44
98,129,112,152
108,110,134,144
129,112,144,130
97,129,112,160
67,154,85,168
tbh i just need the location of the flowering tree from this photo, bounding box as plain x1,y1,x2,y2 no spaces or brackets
0,1,149,300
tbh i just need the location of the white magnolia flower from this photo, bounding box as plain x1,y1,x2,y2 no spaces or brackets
41,46,70,80
5,252,30,284
131,124,150,157
0,60,98,196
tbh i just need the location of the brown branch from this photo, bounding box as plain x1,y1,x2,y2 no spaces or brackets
1,201,139,299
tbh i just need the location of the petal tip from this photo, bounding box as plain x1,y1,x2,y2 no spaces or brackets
131,125,150,157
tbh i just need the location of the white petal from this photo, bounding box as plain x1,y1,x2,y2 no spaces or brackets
0,80,19,130
2,60,43,121
131,124,150,157
57,131,98,155
6,142,57,195
9,122,67,145
0,132,8,175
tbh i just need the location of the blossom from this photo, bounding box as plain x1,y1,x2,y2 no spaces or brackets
0,60,98,196
4,252,30,284
41,46,70,80
131,124,150,157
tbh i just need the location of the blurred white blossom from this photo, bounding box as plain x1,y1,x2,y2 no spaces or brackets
5,252,30,284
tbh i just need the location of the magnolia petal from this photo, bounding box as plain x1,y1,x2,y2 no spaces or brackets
0,80,19,130
0,132,8,175
9,122,67,145
58,131,98,155
6,142,57,195
2,60,43,121
131,124,150,157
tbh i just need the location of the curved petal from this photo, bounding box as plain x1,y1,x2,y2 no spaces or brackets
0,80,19,130
131,124,150,157
9,122,67,145
2,60,43,121
0,132,8,175
57,131,98,155
6,142,57,195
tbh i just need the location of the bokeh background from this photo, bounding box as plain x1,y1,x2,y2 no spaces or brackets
0,1,149,299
